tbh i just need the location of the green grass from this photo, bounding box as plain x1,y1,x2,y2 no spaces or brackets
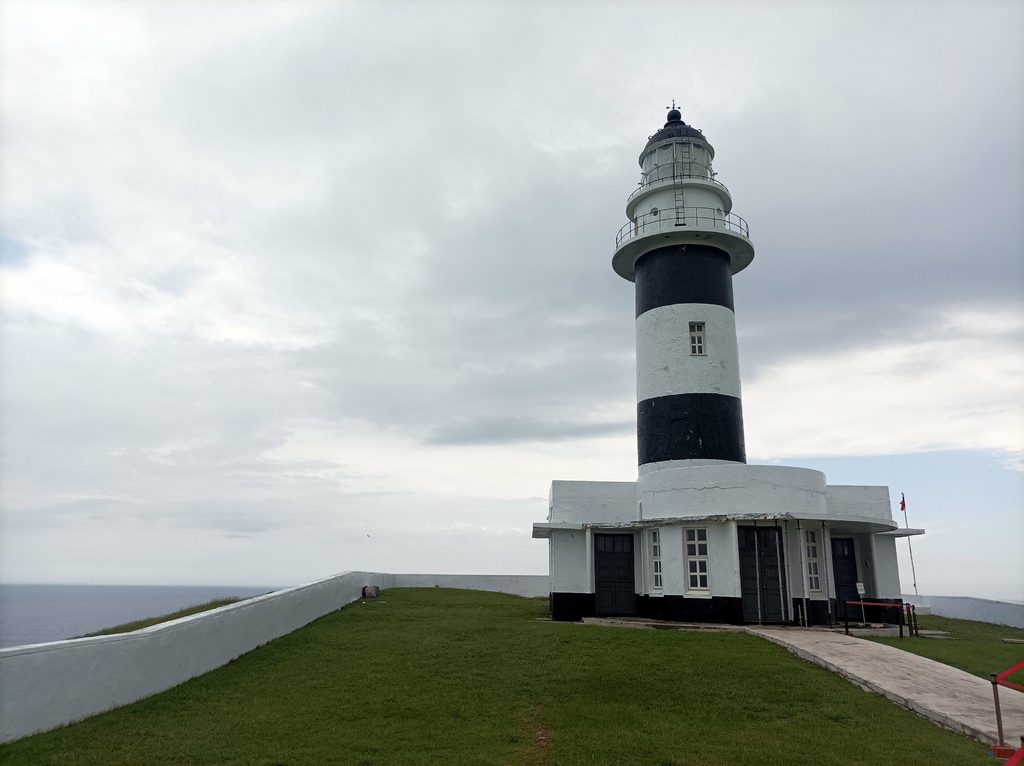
0,589,994,765
81,598,244,637
866,613,1024,684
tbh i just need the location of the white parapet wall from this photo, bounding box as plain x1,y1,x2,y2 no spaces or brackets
0,571,548,743
904,594,1024,629
385,573,548,596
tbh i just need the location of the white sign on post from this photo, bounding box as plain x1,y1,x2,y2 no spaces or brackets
855,582,867,624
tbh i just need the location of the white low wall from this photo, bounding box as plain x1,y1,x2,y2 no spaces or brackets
385,573,548,596
904,594,1024,628
0,571,548,743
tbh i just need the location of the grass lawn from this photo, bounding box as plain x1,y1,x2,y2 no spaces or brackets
0,589,994,766
81,598,244,637
866,613,1024,684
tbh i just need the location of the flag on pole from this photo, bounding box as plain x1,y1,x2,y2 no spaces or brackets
900,493,906,513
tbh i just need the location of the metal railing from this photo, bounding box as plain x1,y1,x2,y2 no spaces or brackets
615,206,750,248
628,164,728,204
842,599,914,638
903,602,920,637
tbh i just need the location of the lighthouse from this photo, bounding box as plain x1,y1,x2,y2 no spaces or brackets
612,107,753,471
533,107,922,626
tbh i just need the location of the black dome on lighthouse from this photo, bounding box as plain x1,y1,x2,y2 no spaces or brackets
642,109,711,156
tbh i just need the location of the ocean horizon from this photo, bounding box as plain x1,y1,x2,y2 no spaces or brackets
0,583,281,649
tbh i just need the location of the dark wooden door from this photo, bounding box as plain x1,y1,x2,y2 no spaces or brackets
831,538,859,619
594,534,635,615
738,527,788,623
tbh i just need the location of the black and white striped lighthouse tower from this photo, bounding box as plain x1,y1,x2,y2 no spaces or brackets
612,107,755,475
535,107,915,624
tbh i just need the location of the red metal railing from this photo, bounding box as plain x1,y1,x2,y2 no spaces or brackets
1003,739,1024,765
991,658,1024,752
995,658,1024,692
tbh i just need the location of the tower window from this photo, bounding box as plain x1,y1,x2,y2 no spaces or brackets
685,527,710,592
805,530,822,592
689,322,706,355
650,529,663,591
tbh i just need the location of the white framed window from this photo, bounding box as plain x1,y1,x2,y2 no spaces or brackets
650,529,663,591
689,322,706,355
685,527,710,592
805,530,822,592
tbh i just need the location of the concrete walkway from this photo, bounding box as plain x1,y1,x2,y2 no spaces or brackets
751,627,1024,747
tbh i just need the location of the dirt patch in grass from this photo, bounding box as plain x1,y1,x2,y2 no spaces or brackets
514,705,551,766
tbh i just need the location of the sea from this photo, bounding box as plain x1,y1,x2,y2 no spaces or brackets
0,584,280,649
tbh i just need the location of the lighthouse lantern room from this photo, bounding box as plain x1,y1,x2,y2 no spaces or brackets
533,108,924,626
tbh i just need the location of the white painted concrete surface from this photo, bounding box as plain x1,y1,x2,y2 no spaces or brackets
627,184,730,223
638,458,737,474
638,464,828,521
636,303,740,400
0,571,548,743
825,485,893,526
549,529,589,593
871,535,902,598
549,480,637,524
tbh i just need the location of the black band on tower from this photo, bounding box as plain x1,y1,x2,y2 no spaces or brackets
637,393,746,464
634,245,735,317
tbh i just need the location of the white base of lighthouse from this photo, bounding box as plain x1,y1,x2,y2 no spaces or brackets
533,463,923,624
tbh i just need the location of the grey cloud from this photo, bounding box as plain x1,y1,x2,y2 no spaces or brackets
427,417,632,446
2,1,1021,587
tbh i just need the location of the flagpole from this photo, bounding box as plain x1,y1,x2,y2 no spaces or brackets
901,493,919,599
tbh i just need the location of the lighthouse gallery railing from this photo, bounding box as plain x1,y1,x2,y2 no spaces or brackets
615,206,750,248
626,164,729,206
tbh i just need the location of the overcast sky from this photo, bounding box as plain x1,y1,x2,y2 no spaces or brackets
1,1,1021,600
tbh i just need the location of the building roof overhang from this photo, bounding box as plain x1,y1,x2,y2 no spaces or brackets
875,528,926,538
532,523,583,539
533,513,917,538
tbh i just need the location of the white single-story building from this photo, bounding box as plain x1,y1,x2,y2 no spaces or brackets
534,466,922,623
